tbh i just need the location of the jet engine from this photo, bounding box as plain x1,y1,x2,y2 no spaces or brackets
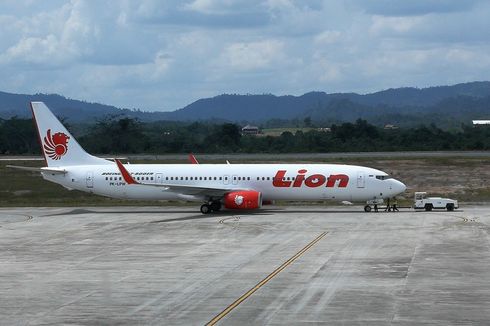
224,190,262,209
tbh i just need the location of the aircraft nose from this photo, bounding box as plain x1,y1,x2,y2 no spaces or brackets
391,179,406,195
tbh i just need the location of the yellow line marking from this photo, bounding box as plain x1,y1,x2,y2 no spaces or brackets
206,231,328,326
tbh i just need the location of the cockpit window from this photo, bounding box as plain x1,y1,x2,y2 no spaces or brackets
376,175,392,180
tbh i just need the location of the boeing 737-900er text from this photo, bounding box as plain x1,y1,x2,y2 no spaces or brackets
8,102,406,214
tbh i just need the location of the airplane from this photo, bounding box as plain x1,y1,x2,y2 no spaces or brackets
8,102,406,214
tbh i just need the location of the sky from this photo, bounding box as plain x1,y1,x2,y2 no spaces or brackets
1,0,489,111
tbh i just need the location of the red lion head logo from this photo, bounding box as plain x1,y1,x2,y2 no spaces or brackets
43,129,70,160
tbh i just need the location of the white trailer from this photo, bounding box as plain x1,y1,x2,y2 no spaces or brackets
414,192,458,211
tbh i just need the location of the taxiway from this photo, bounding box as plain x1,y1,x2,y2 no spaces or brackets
1,206,489,325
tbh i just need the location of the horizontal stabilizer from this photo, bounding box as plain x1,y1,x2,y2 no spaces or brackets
7,165,67,174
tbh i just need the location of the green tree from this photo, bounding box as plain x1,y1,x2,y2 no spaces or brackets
0,117,39,154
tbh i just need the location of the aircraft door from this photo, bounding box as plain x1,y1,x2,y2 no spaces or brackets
156,173,163,184
223,175,230,185
357,172,365,188
86,171,94,188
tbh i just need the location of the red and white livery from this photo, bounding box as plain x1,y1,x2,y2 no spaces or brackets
10,102,406,214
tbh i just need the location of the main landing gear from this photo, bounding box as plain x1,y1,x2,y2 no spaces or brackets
200,201,222,214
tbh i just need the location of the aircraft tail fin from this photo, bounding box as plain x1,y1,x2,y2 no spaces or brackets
30,102,111,167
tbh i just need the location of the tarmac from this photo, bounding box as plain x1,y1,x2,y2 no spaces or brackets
1,205,490,325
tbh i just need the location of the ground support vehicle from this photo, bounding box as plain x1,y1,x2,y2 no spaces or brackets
413,192,458,211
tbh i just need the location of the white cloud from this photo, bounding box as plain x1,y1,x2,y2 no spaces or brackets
349,0,482,17
314,30,342,45
220,40,284,71
1,35,61,65
0,0,489,110
184,0,245,14
370,15,424,35
153,51,172,76
0,0,98,66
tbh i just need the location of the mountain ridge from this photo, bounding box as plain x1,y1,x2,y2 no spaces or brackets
1,81,489,125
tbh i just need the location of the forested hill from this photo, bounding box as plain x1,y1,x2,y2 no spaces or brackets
167,81,490,122
1,81,490,125
0,92,169,122
170,82,490,125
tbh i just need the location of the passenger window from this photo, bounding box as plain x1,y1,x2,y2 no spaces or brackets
267,177,270,180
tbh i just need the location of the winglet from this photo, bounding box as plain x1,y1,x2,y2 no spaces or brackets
114,159,138,184
188,153,199,164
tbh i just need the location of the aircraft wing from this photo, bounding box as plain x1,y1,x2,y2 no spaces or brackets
148,183,235,197
7,165,67,174
114,159,241,197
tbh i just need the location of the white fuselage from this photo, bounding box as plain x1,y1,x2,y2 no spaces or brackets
42,163,406,203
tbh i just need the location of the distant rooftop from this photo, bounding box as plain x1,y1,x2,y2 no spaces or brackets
242,125,259,135
242,124,258,130
473,120,490,125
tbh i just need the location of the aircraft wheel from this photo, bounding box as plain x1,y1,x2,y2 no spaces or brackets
364,205,372,212
200,204,211,214
210,201,222,211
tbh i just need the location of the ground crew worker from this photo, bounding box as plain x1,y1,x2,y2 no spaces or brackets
392,197,399,212
385,198,391,212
